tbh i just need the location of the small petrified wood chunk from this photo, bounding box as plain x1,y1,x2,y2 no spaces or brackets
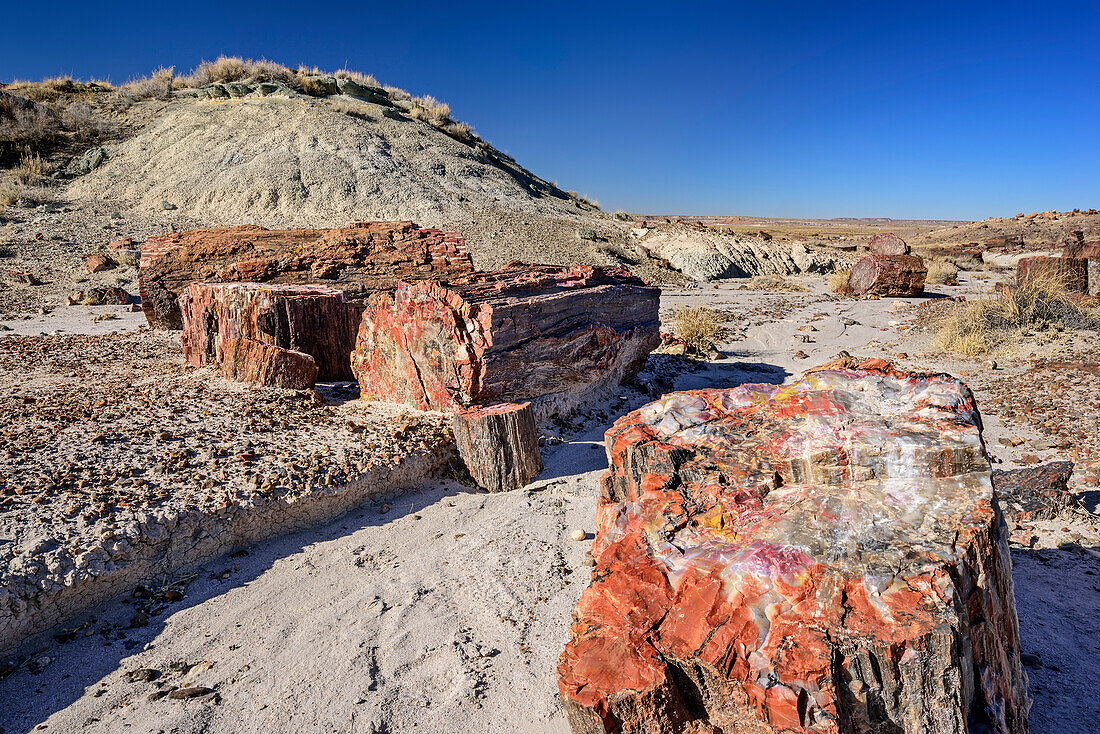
453,402,542,492
558,364,1029,734
867,232,910,256
849,254,927,296
139,221,475,329
1017,256,1088,294
219,337,318,390
179,282,362,382
993,460,1076,527
352,263,660,417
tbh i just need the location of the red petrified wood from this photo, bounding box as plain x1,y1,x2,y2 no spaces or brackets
849,254,926,296
558,364,1029,734
179,282,362,384
217,338,318,390
351,263,660,418
867,232,910,256
1017,256,1088,294
139,221,475,329
453,402,543,492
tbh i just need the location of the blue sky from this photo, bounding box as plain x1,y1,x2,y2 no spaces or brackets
3,1,1097,219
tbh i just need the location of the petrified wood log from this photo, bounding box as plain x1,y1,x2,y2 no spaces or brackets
867,232,910,256
139,221,474,329
179,283,362,382
453,402,542,492
849,254,926,296
352,263,661,418
218,337,318,389
558,364,1029,734
993,460,1076,528
1017,256,1088,294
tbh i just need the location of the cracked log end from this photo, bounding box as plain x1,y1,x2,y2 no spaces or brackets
868,232,910,257
849,254,926,296
558,365,1030,734
453,402,542,492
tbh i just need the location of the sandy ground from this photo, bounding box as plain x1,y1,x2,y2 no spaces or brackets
2,275,1099,734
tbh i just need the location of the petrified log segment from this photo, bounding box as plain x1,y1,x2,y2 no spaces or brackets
453,402,542,492
139,221,474,329
558,366,1029,734
849,254,926,296
993,460,1076,527
867,232,910,256
1017,256,1088,293
179,283,361,382
219,337,318,389
352,263,661,417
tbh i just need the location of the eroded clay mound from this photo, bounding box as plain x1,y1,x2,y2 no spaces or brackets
558,366,1029,734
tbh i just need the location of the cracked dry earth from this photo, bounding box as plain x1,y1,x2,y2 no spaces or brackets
1,274,1099,733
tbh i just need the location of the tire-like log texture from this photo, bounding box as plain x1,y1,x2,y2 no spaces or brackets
453,402,543,492
558,364,1029,734
351,263,661,419
139,221,474,329
867,232,910,256
1017,256,1088,294
218,337,318,389
179,283,361,382
849,254,927,296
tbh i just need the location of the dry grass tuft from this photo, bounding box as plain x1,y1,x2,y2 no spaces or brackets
334,68,379,87
13,152,48,183
829,269,851,292
741,274,806,292
331,99,374,119
0,181,20,206
935,271,1098,356
673,305,722,356
120,66,175,100
925,258,959,285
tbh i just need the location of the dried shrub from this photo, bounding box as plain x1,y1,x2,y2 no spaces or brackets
613,211,632,222
331,99,373,119
673,305,722,356
13,152,48,183
0,181,20,206
741,274,806,292
120,66,175,100
829,269,851,292
334,69,379,87
935,271,1099,356
925,258,959,285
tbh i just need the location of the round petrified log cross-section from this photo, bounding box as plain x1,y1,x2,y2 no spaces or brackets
849,254,927,296
558,366,1029,734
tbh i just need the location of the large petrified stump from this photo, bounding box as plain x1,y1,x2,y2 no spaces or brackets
849,254,926,296
1017,256,1088,294
867,232,910,256
351,263,661,418
558,364,1029,734
139,221,475,329
179,283,362,383
453,402,543,492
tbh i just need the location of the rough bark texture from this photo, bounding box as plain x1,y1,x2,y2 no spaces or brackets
1016,256,1088,294
849,254,927,296
351,263,661,419
216,337,318,389
453,402,543,492
867,232,910,256
558,364,1029,734
179,283,361,383
139,221,474,329
993,461,1077,545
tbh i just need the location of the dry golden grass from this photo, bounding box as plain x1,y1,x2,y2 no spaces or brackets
0,181,20,206
673,305,722,356
120,67,174,100
925,258,959,285
12,152,48,183
935,270,1097,356
331,99,374,119
742,274,807,292
829,269,851,292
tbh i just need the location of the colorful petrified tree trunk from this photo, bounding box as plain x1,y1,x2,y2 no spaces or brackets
849,254,926,296
139,221,475,329
558,363,1029,734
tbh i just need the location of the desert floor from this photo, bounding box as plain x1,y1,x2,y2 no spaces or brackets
1,274,1098,734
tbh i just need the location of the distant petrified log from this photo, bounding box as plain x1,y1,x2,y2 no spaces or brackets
352,263,661,418
867,232,909,256
558,365,1029,734
1017,256,1088,294
218,337,318,389
179,283,362,383
993,460,1076,527
453,402,542,492
849,253,926,296
139,221,475,329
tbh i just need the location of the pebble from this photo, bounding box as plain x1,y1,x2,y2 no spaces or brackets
570,529,587,542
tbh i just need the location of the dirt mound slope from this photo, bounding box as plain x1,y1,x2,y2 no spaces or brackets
69,96,630,272
911,210,1100,252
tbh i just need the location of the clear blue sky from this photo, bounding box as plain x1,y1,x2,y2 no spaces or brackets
3,1,1098,219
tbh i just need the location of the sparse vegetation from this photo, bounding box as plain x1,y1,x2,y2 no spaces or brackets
934,271,1098,356
673,305,722,356
829,269,851,292
596,241,641,264
577,228,598,241
613,211,632,222
120,67,175,100
925,258,959,285
331,99,374,119
741,274,806,292
13,152,48,184
0,181,19,206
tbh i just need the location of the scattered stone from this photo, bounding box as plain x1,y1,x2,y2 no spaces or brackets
160,201,177,211
127,668,161,682
84,254,116,273
167,686,215,700
570,529,587,542
66,287,132,306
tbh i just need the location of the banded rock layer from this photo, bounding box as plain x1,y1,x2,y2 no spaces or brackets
352,263,660,418
139,221,474,329
558,366,1029,734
